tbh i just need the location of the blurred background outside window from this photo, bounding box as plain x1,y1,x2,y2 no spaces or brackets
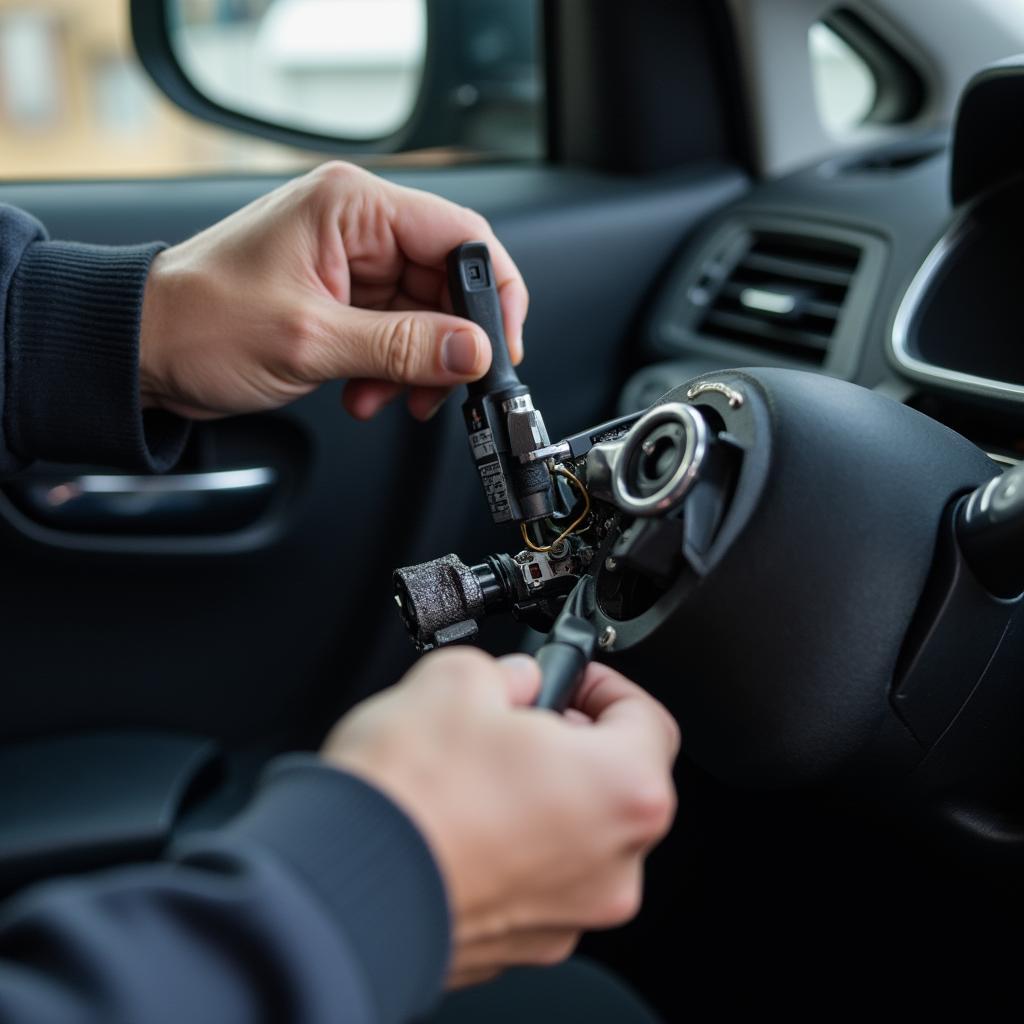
809,20,877,135
0,0,543,180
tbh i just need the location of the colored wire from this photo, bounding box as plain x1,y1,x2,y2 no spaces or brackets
520,465,591,553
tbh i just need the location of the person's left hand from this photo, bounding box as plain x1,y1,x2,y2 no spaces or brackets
138,161,528,423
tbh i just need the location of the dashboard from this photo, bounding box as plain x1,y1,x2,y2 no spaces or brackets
624,131,1024,468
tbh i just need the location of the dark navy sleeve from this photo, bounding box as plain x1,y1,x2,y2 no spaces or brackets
0,203,189,473
0,756,451,1024
0,204,452,1020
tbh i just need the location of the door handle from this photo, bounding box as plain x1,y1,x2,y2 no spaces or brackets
7,467,278,536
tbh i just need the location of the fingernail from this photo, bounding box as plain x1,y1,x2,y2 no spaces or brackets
442,330,481,376
498,653,538,683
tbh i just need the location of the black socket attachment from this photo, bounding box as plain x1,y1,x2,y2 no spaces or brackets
533,575,599,712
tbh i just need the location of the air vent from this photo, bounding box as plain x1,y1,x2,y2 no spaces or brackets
695,232,862,364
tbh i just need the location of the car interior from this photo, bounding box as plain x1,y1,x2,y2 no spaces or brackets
1,0,1023,1014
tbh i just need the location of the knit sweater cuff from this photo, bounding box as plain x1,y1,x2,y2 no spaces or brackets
4,240,189,471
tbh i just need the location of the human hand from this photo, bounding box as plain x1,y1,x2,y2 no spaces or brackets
138,161,527,423
322,649,679,989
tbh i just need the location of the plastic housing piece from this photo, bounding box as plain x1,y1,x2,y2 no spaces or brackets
890,57,1024,404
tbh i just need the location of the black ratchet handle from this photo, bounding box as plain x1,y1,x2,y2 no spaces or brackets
535,642,592,712
446,242,522,397
533,576,599,712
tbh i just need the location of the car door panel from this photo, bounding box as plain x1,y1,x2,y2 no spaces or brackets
0,164,747,756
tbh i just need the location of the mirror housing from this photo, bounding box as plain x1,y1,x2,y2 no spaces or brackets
130,0,541,157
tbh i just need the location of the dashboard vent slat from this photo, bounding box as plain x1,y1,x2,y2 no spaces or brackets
695,231,862,364
736,252,854,289
703,310,830,357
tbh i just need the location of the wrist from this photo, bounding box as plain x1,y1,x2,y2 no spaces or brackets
139,248,177,412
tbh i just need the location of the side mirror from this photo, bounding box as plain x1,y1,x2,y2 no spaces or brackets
129,0,542,157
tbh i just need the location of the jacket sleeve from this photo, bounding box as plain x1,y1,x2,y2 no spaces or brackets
0,203,189,473
0,756,451,1024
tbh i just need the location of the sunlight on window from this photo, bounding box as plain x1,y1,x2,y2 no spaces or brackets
809,21,877,136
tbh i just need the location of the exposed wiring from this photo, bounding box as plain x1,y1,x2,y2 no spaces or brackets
520,465,591,552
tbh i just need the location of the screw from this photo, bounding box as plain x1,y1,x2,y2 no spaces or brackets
604,556,618,572
515,551,531,564
598,626,617,650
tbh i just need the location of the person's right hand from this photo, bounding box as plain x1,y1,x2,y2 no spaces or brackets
321,649,679,989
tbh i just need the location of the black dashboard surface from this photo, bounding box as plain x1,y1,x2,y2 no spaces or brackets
627,135,1024,463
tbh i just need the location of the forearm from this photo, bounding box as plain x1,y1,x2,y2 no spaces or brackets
0,758,450,1024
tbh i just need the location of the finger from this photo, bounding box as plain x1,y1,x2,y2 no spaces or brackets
342,379,404,420
446,967,501,991
451,927,579,972
385,182,527,363
317,305,491,387
562,708,593,726
491,236,528,365
411,648,517,711
500,281,528,366
573,664,681,761
496,654,541,707
392,269,525,368
398,262,447,309
387,181,524,287
406,384,452,421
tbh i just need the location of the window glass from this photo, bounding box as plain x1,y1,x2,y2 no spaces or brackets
0,0,543,181
808,20,877,135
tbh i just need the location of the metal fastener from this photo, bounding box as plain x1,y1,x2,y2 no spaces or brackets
686,380,744,409
598,626,617,650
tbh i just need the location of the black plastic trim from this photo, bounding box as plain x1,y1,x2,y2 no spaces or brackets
889,179,1024,405
951,57,1024,206
822,7,926,125
646,212,888,381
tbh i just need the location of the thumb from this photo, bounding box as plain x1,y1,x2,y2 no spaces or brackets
497,654,542,707
326,306,492,387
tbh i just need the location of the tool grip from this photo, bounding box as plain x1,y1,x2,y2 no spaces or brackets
447,242,521,397
534,642,590,712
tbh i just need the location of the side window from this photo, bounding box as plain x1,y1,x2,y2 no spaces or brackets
0,0,544,181
809,21,877,135
809,8,924,137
